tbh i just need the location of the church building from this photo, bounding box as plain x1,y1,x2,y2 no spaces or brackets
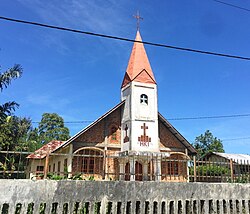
27,30,196,181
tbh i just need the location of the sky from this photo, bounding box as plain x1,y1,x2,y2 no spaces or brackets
0,0,250,154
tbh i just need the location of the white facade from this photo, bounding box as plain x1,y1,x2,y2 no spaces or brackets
121,81,159,152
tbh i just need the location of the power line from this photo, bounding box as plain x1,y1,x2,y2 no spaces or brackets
192,136,250,143
31,121,93,124
212,0,250,12
31,113,250,124
0,16,250,61
168,113,250,121
222,137,250,142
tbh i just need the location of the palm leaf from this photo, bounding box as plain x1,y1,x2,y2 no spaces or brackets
0,64,23,91
0,101,19,123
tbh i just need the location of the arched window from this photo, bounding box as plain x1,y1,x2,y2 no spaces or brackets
140,94,148,105
72,148,104,175
111,126,117,141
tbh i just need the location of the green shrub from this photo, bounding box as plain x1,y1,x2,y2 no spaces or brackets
71,173,83,180
190,165,229,176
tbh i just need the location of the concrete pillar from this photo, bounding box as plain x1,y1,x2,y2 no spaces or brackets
224,200,229,214
130,158,135,181
244,200,249,214
157,157,162,181
204,200,209,214
233,200,236,214
153,157,161,181
174,200,178,214
89,202,96,214
112,202,117,214
55,203,62,214
68,144,73,178
120,201,126,214
131,201,136,214
8,203,16,214
143,162,148,181
33,203,40,213
166,200,171,214
157,200,162,214
100,197,107,214
20,203,27,214
119,161,125,181
141,201,145,214
68,202,75,214
181,200,186,214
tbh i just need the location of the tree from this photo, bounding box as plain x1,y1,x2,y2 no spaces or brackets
38,113,70,144
0,64,23,123
193,130,224,158
0,116,41,152
0,116,42,178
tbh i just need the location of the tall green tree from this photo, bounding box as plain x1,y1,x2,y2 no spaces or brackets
0,116,42,178
38,113,70,144
0,116,41,152
193,130,224,158
0,64,23,123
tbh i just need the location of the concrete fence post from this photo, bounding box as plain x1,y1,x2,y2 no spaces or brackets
20,203,27,214
56,202,64,214
112,201,117,214
8,203,15,214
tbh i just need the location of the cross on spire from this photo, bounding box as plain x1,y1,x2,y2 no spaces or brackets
133,11,143,30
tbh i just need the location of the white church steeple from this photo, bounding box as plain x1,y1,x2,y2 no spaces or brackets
121,30,159,153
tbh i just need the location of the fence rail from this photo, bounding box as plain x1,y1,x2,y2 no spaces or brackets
0,151,249,183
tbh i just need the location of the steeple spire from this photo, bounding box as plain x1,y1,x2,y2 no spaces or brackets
121,30,156,88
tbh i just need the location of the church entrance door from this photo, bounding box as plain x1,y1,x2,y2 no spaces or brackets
135,161,143,181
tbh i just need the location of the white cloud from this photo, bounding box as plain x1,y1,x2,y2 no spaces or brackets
17,0,129,34
17,0,132,57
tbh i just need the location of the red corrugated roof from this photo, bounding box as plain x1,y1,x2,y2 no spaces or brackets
27,140,64,159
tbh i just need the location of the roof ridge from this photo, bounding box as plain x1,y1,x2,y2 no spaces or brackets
54,101,125,151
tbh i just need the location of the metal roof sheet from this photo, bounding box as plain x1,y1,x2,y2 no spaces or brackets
214,152,250,162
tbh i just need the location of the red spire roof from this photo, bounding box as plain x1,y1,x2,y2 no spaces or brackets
121,31,156,88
